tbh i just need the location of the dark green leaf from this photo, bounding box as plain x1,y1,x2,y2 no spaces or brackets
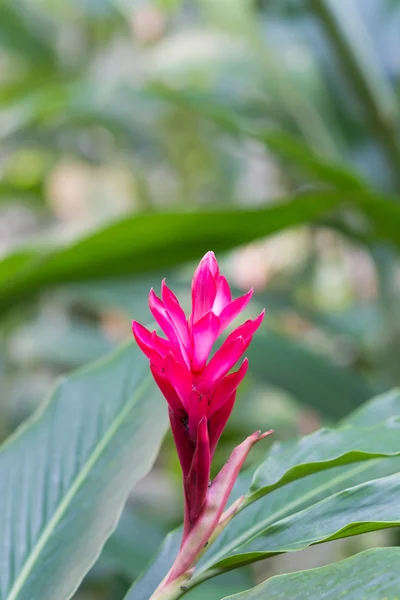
0,194,344,316
2,191,400,317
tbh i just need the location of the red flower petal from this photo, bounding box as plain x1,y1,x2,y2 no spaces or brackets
218,288,253,333
132,321,164,369
150,363,183,413
199,336,248,392
212,275,231,316
149,289,179,345
164,353,192,412
225,309,265,345
191,310,220,371
208,359,248,418
161,279,191,358
191,254,218,323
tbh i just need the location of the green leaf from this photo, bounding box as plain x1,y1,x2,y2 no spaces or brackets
0,342,168,600
125,529,182,600
192,394,400,575
193,455,400,578
223,547,400,600
0,191,395,318
249,417,400,502
186,568,253,599
128,457,400,595
342,388,400,427
246,333,374,419
208,471,400,571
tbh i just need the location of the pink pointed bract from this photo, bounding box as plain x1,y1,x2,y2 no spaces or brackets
132,251,265,539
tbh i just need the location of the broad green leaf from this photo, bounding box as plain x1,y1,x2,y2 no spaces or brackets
193,393,400,575
208,471,400,571
223,547,400,600
128,458,400,595
249,417,400,502
0,193,344,316
0,342,168,600
246,333,374,418
194,456,400,576
342,388,400,427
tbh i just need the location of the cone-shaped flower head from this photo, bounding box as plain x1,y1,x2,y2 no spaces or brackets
132,251,264,534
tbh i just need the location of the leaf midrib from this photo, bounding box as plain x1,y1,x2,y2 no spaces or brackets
6,376,151,600
197,459,379,574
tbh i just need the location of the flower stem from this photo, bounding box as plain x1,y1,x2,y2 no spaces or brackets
149,431,272,599
150,574,191,600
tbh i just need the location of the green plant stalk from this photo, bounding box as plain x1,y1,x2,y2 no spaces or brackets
309,0,400,189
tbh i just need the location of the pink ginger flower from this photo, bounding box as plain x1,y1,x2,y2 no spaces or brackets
132,251,265,538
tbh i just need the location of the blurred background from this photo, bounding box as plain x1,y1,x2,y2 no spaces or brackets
1,0,400,598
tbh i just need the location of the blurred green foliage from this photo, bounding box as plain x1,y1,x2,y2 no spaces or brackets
1,0,400,597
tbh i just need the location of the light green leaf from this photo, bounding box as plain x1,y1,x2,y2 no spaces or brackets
129,457,400,594
192,393,400,575
209,471,400,571
342,388,400,427
0,342,168,600
223,548,400,600
249,417,400,502
193,455,400,577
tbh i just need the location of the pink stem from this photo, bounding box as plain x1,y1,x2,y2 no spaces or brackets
151,430,272,599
